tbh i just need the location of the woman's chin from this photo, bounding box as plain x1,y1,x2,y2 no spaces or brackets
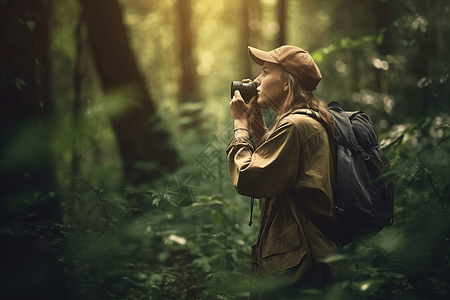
257,98,267,107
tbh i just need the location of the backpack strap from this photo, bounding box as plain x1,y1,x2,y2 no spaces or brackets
291,108,336,145
347,110,384,162
290,108,338,186
292,105,369,161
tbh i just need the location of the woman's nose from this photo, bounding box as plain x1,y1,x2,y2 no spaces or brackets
254,75,261,86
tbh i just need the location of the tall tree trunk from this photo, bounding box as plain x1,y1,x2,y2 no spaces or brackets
175,0,204,135
347,0,359,93
277,0,287,47
80,0,179,185
70,6,86,209
242,0,263,79
0,0,70,298
373,0,392,96
241,0,251,78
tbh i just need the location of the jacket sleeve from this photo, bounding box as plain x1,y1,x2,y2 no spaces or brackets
226,118,300,198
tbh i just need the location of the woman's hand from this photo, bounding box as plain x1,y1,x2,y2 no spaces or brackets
230,79,267,139
230,90,251,128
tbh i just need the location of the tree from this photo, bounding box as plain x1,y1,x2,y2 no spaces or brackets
80,0,180,186
241,0,263,79
175,0,204,135
277,0,287,47
0,0,70,298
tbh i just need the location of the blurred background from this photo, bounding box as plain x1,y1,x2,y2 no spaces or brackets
1,0,450,299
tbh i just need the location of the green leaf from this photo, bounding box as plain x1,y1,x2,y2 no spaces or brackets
27,20,35,32
152,197,161,206
391,272,405,279
376,32,384,44
312,51,324,64
437,135,450,147
228,205,241,212
317,253,351,264
213,211,224,224
340,37,352,48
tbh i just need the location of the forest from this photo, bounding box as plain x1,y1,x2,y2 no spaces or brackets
0,0,449,299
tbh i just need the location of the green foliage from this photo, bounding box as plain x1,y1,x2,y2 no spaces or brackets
49,181,257,299
312,31,385,64
4,0,450,299
335,113,450,299
38,115,450,298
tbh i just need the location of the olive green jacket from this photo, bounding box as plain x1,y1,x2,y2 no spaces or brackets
226,111,346,285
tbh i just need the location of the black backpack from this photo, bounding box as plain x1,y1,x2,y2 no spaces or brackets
294,101,394,246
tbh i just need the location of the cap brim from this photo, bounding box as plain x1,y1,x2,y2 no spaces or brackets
248,46,277,66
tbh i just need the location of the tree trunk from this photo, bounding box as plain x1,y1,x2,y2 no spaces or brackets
80,0,179,185
175,0,204,135
278,0,287,47
347,0,359,93
373,0,393,96
0,0,70,298
242,0,263,79
241,0,251,78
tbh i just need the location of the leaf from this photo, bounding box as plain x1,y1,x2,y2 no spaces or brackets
391,272,405,279
437,135,450,147
208,200,224,206
340,37,353,48
376,31,385,44
312,51,324,64
209,194,223,201
130,207,144,214
317,253,351,264
0,227,15,236
213,211,224,224
27,20,35,32
15,78,27,90
124,186,137,193
228,205,241,212
152,197,161,206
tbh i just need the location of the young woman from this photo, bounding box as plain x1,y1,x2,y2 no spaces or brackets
227,45,347,298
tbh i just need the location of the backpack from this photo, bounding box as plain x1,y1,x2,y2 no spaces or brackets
294,101,394,246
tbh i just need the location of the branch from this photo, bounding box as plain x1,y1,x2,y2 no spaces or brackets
179,276,190,300
402,167,420,193
77,177,110,222
428,177,450,237
428,178,446,215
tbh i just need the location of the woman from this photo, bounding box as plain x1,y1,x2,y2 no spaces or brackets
227,45,347,299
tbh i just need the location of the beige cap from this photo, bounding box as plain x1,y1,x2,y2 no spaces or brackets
248,45,322,91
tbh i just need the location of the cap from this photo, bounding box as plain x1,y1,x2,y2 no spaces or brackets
248,45,322,91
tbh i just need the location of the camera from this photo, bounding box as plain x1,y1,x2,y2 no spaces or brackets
231,81,257,104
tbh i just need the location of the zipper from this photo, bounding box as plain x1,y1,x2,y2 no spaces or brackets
258,198,270,243
254,198,271,268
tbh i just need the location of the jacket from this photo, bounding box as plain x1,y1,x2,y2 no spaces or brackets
226,111,346,286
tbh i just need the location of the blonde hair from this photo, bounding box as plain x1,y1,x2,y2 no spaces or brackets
260,71,334,142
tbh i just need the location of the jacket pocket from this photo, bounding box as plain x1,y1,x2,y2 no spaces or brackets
261,246,307,275
260,229,306,274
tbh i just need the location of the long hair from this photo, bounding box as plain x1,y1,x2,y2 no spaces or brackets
260,71,334,142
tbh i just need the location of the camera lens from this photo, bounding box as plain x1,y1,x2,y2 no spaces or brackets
231,81,257,103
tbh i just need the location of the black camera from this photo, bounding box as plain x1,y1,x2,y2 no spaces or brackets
231,81,257,103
